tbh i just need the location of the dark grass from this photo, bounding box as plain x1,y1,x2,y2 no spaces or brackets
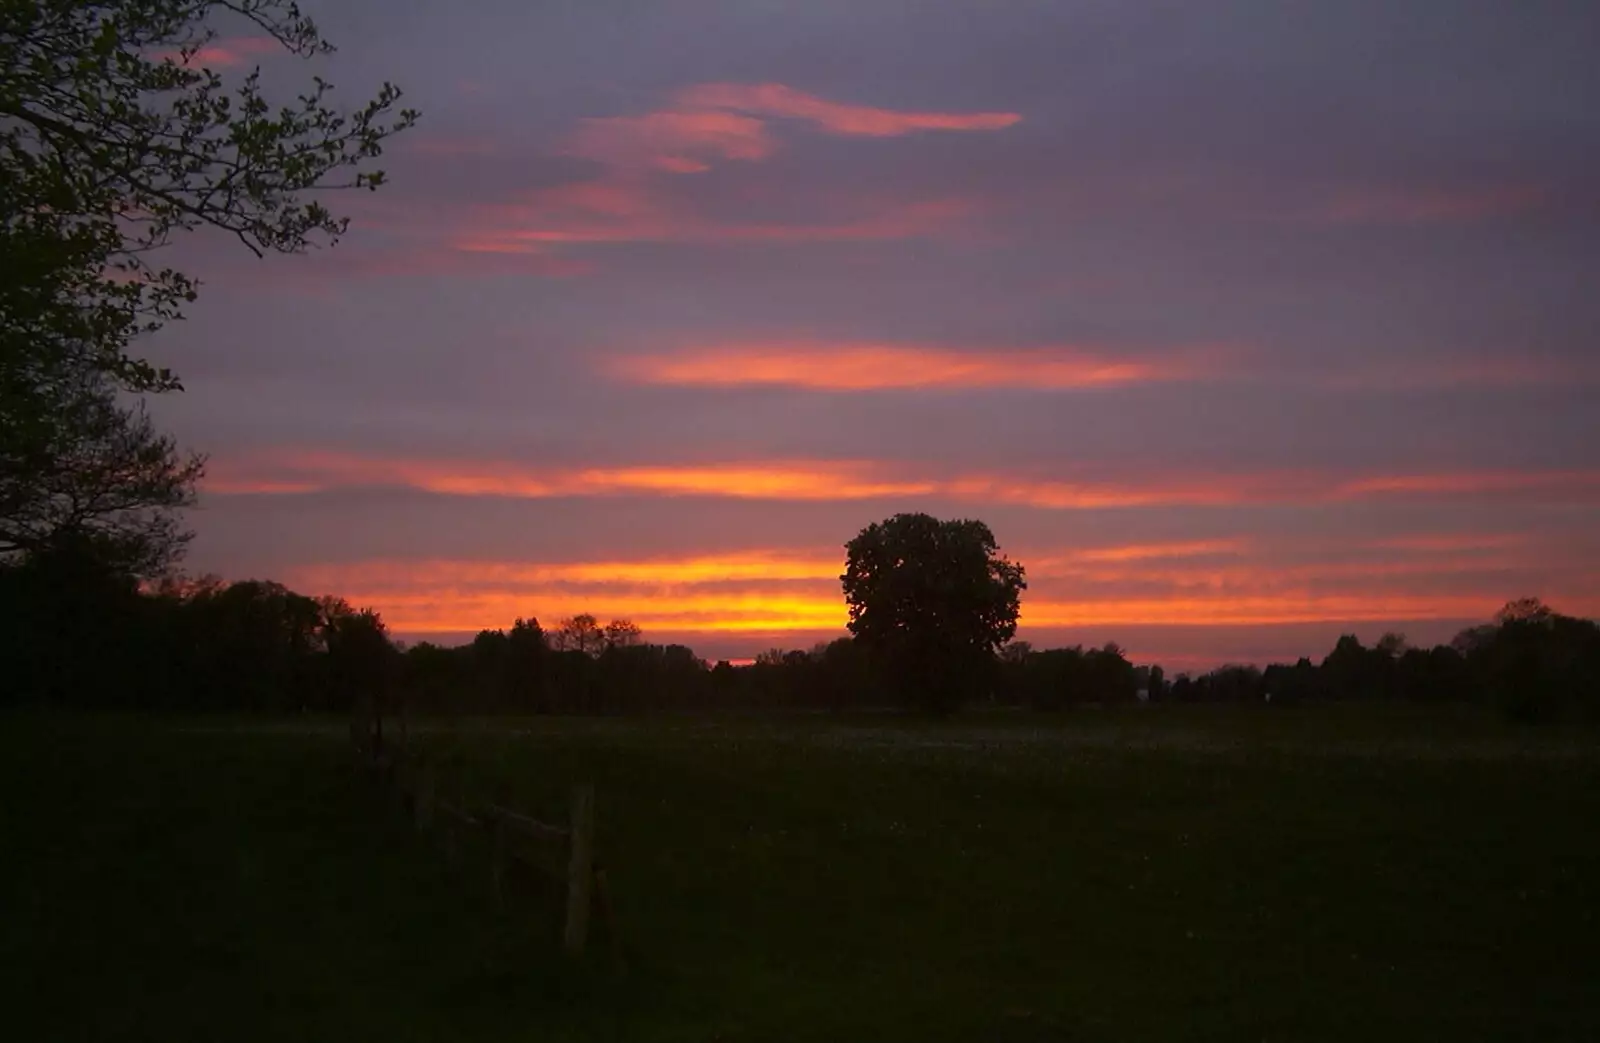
3,707,1599,1042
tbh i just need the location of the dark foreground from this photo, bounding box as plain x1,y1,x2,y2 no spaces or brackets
3,708,1598,1042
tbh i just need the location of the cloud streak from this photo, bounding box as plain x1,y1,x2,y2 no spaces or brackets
567,82,1020,174
609,342,1218,390
674,83,1022,137
454,195,977,252
204,450,1600,510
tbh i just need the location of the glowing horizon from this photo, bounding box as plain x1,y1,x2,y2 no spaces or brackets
277,541,1599,656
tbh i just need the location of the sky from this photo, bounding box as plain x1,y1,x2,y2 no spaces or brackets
148,0,1600,671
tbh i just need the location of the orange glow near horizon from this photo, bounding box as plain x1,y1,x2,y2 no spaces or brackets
299,584,1579,638
278,546,1598,641
610,343,1207,390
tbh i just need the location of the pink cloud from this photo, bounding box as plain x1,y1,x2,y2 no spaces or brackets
563,82,1020,176
566,110,775,171
675,82,1022,137
412,82,1022,267
156,36,281,69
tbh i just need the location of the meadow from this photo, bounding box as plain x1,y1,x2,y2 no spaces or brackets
3,707,1597,1042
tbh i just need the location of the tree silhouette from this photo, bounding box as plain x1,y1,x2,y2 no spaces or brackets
2,0,417,578
505,617,546,710
604,618,642,650
554,614,605,657
1,0,418,392
842,513,1026,713
1,366,203,575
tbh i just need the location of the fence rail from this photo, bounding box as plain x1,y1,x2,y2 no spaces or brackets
350,708,621,967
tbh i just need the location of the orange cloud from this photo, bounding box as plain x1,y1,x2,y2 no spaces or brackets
205,450,1600,510
1029,540,1249,571
303,553,841,589
609,342,1214,390
1018,593,1537,628
205,452,936,501
1337,471,1600,497
1041,556,1532,590
674,82,1022,137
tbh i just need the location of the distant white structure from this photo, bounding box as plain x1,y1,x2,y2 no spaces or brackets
1136,688,1150,703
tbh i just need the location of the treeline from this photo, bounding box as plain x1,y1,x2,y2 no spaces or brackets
3,541,1596,724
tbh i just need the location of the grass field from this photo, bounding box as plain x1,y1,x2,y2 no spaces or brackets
4,707,1598,1042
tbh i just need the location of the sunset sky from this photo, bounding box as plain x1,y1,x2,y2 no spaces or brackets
150,0,1600,671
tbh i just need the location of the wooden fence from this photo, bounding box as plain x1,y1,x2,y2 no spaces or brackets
350,709,622,967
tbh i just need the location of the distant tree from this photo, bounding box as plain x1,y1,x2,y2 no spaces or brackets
604,618,642,650
1471,600,1599,723
816,636,877,711
324,605,393,716
1321,634,1385,699
1085,642,1137,702
1205,663,1265,702
842,513,1026,713
505,616,546,710
553,614,605,657
1496,597,1554,627
1376,632,1410,658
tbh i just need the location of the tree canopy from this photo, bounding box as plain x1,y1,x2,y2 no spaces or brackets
841,512,1026,712
1,0,417,576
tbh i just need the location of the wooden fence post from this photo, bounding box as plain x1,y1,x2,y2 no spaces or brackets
563,784,596,957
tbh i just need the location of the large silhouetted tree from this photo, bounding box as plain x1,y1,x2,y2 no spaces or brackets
2,0,417,576
1,367,203,574
842,513,1025,713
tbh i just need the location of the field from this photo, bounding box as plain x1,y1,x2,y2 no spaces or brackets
3,707,1598,1042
